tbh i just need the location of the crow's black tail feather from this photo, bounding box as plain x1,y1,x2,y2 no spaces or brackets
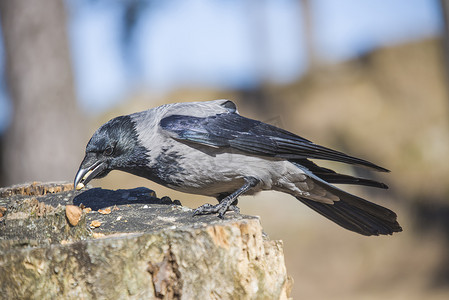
296,174,402,236
290,160,401,236
297,196,402,236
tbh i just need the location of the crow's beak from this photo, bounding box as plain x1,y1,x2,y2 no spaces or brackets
74,154,108,190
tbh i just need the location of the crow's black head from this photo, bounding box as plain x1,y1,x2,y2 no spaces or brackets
74,115,149,189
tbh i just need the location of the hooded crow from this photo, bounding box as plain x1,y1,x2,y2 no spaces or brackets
74,99,402,236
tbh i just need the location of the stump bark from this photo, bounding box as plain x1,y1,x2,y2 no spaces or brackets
0,182,292,299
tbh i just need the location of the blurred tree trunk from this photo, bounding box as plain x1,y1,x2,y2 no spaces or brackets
0,0,86,186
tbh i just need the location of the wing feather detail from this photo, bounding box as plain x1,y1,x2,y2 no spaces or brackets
160,113,388,172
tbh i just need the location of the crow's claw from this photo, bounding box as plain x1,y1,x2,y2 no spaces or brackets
192,203,216,216
228,205,240,214
192,202,240,218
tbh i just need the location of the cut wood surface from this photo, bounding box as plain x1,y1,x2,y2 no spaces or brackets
0,182,292,299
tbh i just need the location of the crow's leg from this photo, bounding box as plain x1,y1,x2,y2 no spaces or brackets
217,193,240,214
193,177,259,219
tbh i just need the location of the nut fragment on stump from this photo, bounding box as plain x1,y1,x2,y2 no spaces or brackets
90,220,101,228
98,208,112,215
65,205,82,226
0,206,6,218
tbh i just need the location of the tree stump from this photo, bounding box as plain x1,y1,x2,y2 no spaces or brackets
0,182,292,299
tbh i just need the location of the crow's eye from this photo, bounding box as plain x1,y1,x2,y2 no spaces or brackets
103,146,114,156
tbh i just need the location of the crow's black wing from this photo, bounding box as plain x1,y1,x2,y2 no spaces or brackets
160,112,400,235
160,112,388,172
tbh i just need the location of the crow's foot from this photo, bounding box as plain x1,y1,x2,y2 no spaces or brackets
192,202,240,219
193,177,258,218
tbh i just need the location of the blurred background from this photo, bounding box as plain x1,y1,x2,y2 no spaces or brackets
0,0,448,298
